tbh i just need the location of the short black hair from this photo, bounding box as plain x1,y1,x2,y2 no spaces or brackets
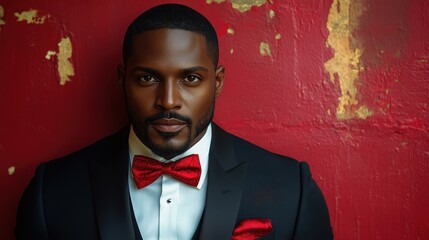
122,4,219,67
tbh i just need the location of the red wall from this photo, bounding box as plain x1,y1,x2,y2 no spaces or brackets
1,0,428,239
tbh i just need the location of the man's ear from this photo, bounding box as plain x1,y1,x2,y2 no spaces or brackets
215,65,225,97
117,64,126,86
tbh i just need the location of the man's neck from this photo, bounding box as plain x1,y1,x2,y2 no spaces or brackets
128,124,212,162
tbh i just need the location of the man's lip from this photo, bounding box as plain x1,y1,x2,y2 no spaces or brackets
151,118,187,133
151,118,187,125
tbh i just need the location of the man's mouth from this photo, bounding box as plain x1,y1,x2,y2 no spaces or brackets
151,118,187,133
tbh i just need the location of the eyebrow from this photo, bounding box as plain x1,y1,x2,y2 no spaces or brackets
131,67,159,76
180,66,209,75
131,66,209,76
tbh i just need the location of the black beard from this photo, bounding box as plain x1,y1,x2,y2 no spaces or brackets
126,102,215,160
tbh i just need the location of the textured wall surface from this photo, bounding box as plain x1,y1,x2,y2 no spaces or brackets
1,0,428,239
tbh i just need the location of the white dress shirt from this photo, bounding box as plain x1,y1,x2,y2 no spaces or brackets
128,124,212,240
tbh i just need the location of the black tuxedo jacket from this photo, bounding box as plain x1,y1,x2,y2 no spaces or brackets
16,124,333,239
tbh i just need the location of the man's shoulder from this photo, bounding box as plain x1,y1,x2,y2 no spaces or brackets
213,123,300,168
44,126,129,169
213,124,308,194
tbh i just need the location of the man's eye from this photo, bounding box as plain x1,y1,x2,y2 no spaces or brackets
183,75,201,82
138,75,157,83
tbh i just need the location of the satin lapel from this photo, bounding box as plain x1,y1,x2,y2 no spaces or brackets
88,126,136,240
199,124,247,239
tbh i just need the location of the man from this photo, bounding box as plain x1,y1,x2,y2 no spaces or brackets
16,4,332,240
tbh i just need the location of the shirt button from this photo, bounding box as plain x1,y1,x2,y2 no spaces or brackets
166,198,172,204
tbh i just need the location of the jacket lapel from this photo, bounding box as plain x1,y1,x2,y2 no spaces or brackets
88,124,246,239
88,126,136,240
198,124,247,239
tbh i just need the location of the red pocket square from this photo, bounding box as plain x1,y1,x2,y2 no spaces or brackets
231,218,273,240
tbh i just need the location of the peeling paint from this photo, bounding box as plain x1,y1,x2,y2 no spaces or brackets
227,27,235,35
46,37,75,85
45,50,56,60
231,0,266,13
0,5,5,26
8,166,15,176
355,105,372,120
324,0,373,120
275,33,281,40
206,0,226,4
14,9,48,24
260,41,272,57
57,37,75,85
269,10,275,19
230,48,234,54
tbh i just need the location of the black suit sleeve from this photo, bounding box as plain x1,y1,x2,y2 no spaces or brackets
15,164,50,240
293,162,333,240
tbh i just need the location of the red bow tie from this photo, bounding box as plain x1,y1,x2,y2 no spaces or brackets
132,154,201,189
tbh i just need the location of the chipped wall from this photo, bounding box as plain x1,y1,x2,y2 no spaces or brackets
0,5,5,27
45,37,75,85
14,9,48,24
1,0,428,239
324,0,372,119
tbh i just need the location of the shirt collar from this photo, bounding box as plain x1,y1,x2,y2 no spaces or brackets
128,124,212,189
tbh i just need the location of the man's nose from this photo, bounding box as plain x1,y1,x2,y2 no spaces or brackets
156,79,182,111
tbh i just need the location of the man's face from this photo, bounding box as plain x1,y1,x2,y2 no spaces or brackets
119,29,224,159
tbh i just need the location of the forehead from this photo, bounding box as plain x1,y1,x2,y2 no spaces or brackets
128,29,212,67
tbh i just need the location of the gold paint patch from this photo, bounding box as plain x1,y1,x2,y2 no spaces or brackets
57,37,75,85
0,5,6,26
260,41,272,57
231,0,266,13
324,0,373,120
15,9,48,24
355,105,372,120
8,166,15,176
227,27,235,35
206,0,226,4
46,37,75,85
269,10,275,19
45,50,56,60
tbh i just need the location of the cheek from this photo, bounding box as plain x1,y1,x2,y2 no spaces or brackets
183,87,215,117
126,88,154,116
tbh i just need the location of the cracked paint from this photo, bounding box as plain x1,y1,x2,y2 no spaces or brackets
45,50,56,60
227,27,234,55
8,166,15,176
324,0,373,120
0,5,5,26
231,0,266,13
14,9,48,24
206,0,226,4
227,27,235,35
260,41,272,57
46,37,75,85
269,10,275,19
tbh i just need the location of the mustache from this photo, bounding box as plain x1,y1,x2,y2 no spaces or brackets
145,111,192,125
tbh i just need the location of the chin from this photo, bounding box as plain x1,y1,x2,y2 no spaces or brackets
150,141,191,160
146,132,192,159
134,122,198,159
